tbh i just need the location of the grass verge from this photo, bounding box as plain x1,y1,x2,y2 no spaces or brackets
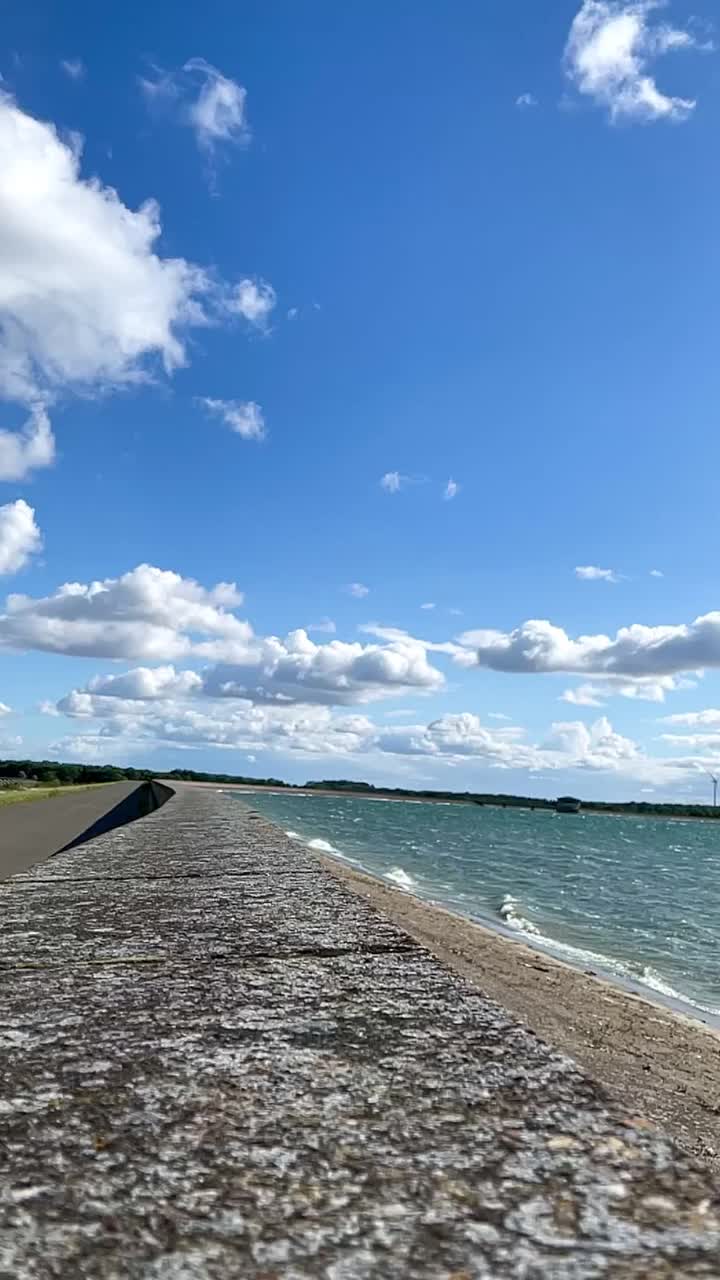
0,784,111,809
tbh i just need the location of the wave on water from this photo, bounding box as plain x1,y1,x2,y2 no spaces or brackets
285,830,303,841
498,894,540,936
307,837,339,853
385,867,418,890
639,965,720,1014
496,894,720,1017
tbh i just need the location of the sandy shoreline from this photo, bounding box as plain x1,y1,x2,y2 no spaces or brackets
313,849,720,1171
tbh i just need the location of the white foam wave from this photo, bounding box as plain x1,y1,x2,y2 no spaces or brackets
498,894,540,936
285,830,303,841
385,867,417,890
639,967,720,1014
496,896,720,1017
307,837,339,854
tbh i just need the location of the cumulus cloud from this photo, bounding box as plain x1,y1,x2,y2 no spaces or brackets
0,701,11,715
443,478,460,501
0,92,220,471
460,612,720,681
53,701,378,762
201,629,445,706
380,471,405,493
376,713,532,766
79,665,202,701
345,583,369,598
47,665,713,784
650,568,664,578
0,500,42,575
575,564,619,582
198,397,265,440
564,0,703,123
142,59,250,154
0,564,249,661
516,93,538,108
0,93,211,403
0,407,54,481
60,58,86,81
225,278,276,328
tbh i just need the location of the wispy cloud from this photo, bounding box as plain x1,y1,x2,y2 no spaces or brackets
575,564,618,582
650,567,664,578
345,582,369,598
380,471,406,493
198,398,266,440
141,58,250,155
225,278,276,329
515,93,538,108
60,58,85,81
307,618,337,635
564,1,705,124
420,603,436,611
443,478,460,501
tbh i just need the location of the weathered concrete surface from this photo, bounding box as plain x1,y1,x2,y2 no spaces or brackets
0,780,172,881
0,786,719,1278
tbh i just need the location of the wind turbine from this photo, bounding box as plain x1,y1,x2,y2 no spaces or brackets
707,769,718,808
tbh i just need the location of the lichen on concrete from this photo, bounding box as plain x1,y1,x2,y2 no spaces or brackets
0,786,718,1278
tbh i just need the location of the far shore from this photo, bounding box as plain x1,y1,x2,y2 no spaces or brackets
177,780,720,823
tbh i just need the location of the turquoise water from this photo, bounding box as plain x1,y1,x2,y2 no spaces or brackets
233,790,720,1020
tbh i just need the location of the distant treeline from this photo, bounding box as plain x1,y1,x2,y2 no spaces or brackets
1,758,719,819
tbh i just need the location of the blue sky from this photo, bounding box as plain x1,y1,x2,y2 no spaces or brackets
1,0,720,799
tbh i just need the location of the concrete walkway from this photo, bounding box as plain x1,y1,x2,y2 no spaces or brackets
0,785,718,1278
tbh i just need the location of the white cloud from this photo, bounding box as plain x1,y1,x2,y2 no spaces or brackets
564,1,702,123
53,701,379,762
575,564,618,582
184,58,250,151
650,568,664,578
0,564,248,661
560,684,606,707
199,398,265,440
420,602,436,611
225,278,276,328
380,471,405,493
46,668,713,785
0,406,54,481
460,612,720,682
307,618,337,635
658,730,720,749
0,91,214,460
60,59,85,81
83,665,202,701
142,60,250,154
0,701,11,715
443,479,459,501
200,629,445,706
660,708,720,728
516,93,538,108
8,564,445,707
488,712,512,721
0,500,41,575
345,583,369,598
